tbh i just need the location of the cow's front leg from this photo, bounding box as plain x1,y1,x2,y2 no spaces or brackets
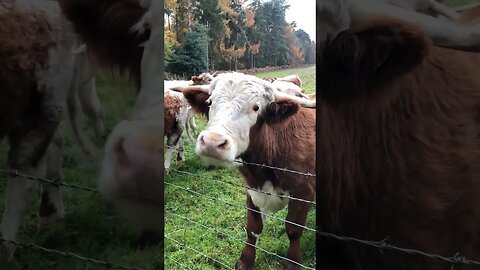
39,128,65,224
236,194,263,270
0,156,46,261
0,100,62,260
164,131,182,175
283,198,313,270
176,136,185,162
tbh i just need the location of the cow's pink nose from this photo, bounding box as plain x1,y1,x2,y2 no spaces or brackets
198,132,229,158
200,133,228,148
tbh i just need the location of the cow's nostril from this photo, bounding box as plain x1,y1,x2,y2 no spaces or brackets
199,135,205,144
218,140,228,148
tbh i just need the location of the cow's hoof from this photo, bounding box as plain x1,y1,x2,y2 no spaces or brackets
283,261,301,270
0,241,15,262
38,208,65,225
235,260,252,270
135,231,163,250
164,168,170,175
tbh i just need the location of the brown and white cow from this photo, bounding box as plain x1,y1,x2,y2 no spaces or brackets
191,72,215,85
0,0,79,259
60,0,163,248
172,73,316,269
164,75,212,174
164,87,189,174
263,74,309,98
315,15,480,270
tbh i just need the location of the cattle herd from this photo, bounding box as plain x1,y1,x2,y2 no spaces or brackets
1,0,480,269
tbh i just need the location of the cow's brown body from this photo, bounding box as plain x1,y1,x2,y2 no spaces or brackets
317,17,480,270
240,110,316,270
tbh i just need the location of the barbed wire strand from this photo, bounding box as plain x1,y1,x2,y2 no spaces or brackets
1,166,477,267
165,181,316,233
165,181,480,268
166,210,315,270
0,169,98,193
234,159,316,177
164,145,315,177
165,235,234,270
0,238,143,270
315,232,480,267
169,168,316,206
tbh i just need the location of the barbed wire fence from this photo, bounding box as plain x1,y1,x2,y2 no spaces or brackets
0,169,150,270
163,144,480,270
1,159,480,269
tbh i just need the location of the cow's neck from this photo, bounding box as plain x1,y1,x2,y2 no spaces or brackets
239,109,315,188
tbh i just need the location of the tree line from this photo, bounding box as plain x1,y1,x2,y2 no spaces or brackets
165,0,316,77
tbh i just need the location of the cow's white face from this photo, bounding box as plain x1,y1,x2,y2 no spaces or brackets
195,73,276,167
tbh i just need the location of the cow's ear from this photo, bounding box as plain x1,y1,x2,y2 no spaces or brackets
319,16,429,102
182,88,211,117
263,100,300,124
191,75,201,84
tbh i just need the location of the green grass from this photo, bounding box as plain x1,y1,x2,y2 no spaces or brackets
0,74,161,270
164,66,316,269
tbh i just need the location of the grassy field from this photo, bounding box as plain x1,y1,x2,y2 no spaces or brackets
164,66,317,269
0,75,161,270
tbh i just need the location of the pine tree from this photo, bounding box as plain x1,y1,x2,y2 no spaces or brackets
166,24,210,77
164,29,177,65
220,0,248,70
193,0,226,70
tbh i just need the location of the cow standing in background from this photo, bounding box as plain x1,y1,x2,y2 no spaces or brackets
164,75,212,174
0,0,78,259
263,74,310,98
164,88,188,174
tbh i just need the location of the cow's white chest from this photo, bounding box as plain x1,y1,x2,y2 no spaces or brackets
247,181,290,215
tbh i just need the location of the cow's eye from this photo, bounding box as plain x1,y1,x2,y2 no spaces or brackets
253,105,259,112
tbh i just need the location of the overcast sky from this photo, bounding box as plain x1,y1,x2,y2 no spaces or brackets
242,0,316,42
284,0,316,42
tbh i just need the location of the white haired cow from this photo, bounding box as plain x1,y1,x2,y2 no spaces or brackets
172,73,316,269
163,75,213,174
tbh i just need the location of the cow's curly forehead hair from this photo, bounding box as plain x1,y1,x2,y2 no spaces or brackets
208,72,275,104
